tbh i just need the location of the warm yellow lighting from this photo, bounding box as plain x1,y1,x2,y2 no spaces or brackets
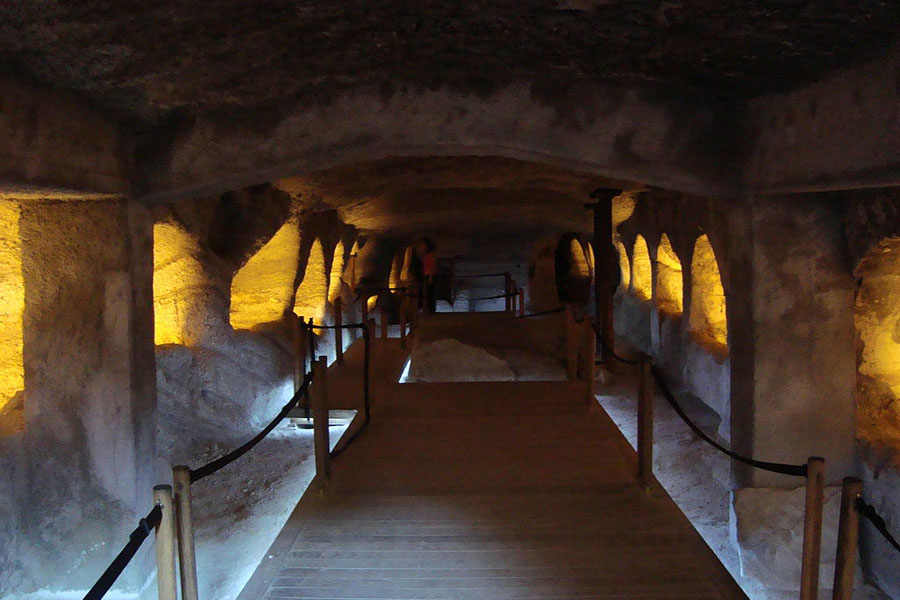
399,246,414,284
569,239,591,278
0,201,24,435
328,240,345,303
294,238,328,324
586,242,595,275
230,219,300,330
656,234,683,315
612,191,638,229
689,234,727,351
154,222,205,346
617,241,631,289
389,250,402,290
631,235,652,300
854,239,900,456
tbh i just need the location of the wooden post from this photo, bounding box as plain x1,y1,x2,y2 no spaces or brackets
566,309,578,380
518,288,525,317
366,318,376,349
637,354,653,488
800,456,826,600
153,485,177,600
312,356,330,483
350,254,357,290
293,315,306,388
504,272,512,313
400,296,407,349
587,190,618,358
172,467,199,600
583,317,596,405
380,307,388,340
334,298,343,365
832,477,862,600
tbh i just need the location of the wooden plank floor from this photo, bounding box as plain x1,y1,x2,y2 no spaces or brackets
239,336,747,600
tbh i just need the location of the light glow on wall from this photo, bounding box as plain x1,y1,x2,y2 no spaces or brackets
617,241,631,290
294,239,328,324
230,219,300,330
154,222,205,345
0,201,24,435
569,239,591,278
328,240,345,303
689,234,727,351
854,239,900,455
631,235,652,300
656,234,684,315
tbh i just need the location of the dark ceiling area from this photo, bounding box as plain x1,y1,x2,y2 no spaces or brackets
2,1,899,121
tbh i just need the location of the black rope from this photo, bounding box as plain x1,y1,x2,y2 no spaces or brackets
650,365,808,477
596,330,639,365
190,373,313,483
469,292,518,301
306,322,366,330
83,504,163,600
857,496,900,554
512,306,566,319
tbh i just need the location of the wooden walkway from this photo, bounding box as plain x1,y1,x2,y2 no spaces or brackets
239,334,747,600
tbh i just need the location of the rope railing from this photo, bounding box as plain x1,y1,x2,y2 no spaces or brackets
468,291,519,302
189,373,313,483
650,365,808,477
511,306,565,319
82,504,163,600
856,496,900,554
452,272,507,278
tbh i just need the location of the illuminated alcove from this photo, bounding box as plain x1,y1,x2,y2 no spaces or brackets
328,240,345,303
655,234,683,315
154,221,206,345
294,238,328,324
389,249,403,290
631,235,652,300
0,201,24,435
689,234,727,352
570,239,591,278
854,238,900,455
230,219,300,330
616,241,631,289
398,246,414,285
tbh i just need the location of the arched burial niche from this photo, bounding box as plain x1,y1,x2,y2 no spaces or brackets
655,234,683,315
616,241,631,290
153,221,207,345
855,238,900,455
554,235,592,304
689,234,727,353
294,238,328,325
0,200,24,435
230,218,300,330
631,235,652,300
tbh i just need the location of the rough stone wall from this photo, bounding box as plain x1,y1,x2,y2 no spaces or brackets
0,199,155,597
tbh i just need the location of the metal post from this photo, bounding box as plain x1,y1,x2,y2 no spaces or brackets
800,456,826,600
294,315,305,387
361,293,369,323
400,296,407,349
334,298,343,365
380,307,388,340
518,288,525,317
312,356,330,483
153,485,177,600
832,477,862,600
172,467,199,600
566,309,578,380
637,354,653,488
504,272,512,313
